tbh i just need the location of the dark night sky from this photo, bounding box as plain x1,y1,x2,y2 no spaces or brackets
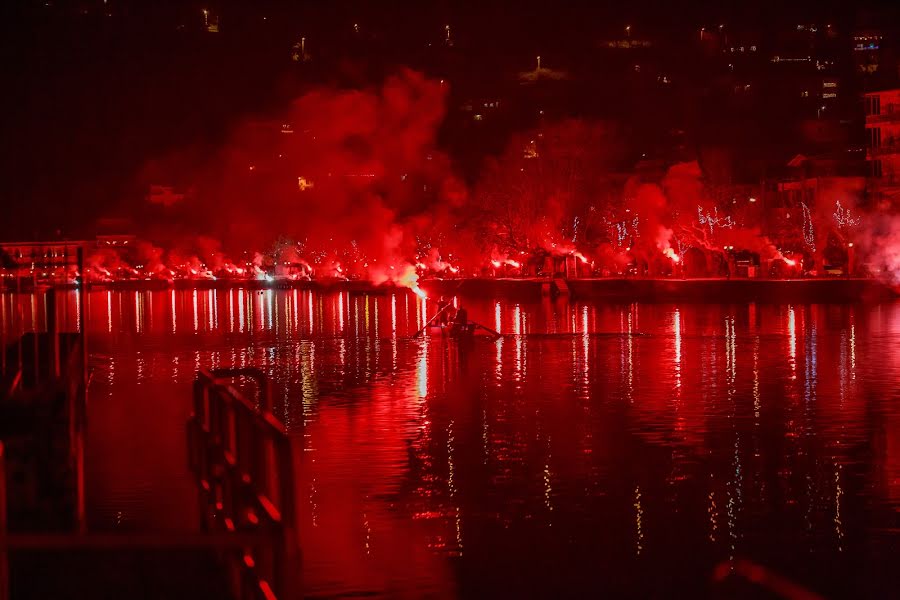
0,0,896,240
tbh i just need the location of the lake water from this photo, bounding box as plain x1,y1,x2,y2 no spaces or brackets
2,289,899,598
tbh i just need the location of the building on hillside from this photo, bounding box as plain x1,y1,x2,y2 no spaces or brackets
865,88,900,206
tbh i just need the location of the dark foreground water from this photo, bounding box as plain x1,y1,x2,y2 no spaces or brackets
2,289,900,598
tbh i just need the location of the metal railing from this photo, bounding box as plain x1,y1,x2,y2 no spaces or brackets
867,142,900,158
866,104,900,124
188,368,299,600
0,364,298,600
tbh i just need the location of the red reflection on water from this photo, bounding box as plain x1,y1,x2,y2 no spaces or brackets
1,291,899,596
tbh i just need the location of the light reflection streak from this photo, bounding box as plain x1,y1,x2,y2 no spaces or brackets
108,291,114,333
513,305,523,382
74,288,81,332
448,420,462,554
805,307,817,408
192,290,199,332
338,292,344,333
482,409,489,465
307,291,314,336
753,336,760,422
543,456,553,515
840,328,847,407
363,511,370,555
373,297,380,363
228,291,234,333
626,308,634,402
834,464,843,551
634,486,643,555
301,341,317,419
207,290,215,331
495,338,503,383
239,291,246,333
417,339,428,398
727,491,736,560
493,302,504,381
170,289,177,334
788,305,796,380
135,292,141,333
391,294,398,334
726,315,736,401
673,308,681,388
391,294,398,370
363,298,372,377
418,294,425,327
581,305,589,383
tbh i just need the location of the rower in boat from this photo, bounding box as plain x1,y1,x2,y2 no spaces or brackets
448,306,475,339
436,296,453,326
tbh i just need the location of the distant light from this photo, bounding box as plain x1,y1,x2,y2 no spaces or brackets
749,197,757,202
848,243,854,248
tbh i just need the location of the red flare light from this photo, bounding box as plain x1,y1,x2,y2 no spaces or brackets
662,248,680,263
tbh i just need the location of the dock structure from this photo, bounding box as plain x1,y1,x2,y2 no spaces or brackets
1,268,298,597
0,346,299,598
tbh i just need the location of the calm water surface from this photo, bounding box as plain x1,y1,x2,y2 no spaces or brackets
2,289,900,598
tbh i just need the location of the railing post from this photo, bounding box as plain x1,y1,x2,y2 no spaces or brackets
46,289,59,377
276,437,299,599
77,246,87,387
192,367,299,599
0,441,9,600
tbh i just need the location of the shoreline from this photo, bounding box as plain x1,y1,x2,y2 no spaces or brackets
3,277,894,302
424,277,896,302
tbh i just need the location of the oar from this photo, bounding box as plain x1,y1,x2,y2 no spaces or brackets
412,280,465,338
474,322,502,339
413,302,452,338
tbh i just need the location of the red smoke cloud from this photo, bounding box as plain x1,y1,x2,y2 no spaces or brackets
126,69,463,285
80,70,895,285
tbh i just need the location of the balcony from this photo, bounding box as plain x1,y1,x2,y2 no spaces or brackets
866,103,900,124
868,174,900,189
867,142,900,158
